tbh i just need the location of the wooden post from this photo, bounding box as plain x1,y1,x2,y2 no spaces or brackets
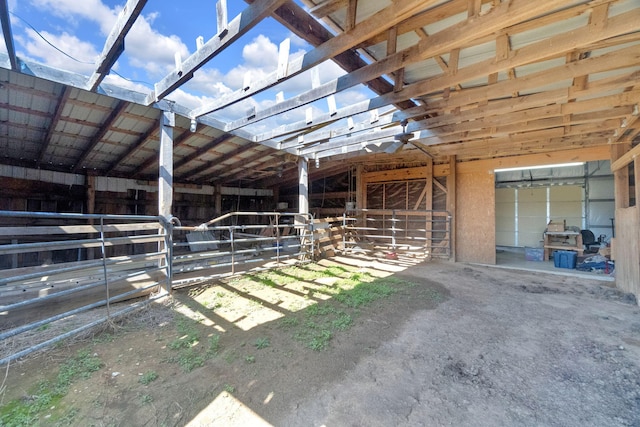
635,156,640,208
86,173,97,260
611,143,630,209
447,155,457,261
214,183,222,216
356,164,364,209
158,111,175,220
298,157,309,215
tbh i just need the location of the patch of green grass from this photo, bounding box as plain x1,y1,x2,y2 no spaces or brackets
36,323,50,332
333,280,397,308
307,329,332,351
254,337,270,349
280,317,299,328
139,370,158,385
223,384,236,394
174,348,205,372
321,266,348,277
207,334,221,356
331,312,353,330
245,355,256,364
0,349,102,427
140,394,154,405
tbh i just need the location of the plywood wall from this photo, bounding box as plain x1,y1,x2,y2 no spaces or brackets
456,170,496,264
615,206,640,300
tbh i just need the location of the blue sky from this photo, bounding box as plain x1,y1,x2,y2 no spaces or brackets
2,0,374,132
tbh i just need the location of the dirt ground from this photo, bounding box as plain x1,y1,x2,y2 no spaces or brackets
2,255,640,427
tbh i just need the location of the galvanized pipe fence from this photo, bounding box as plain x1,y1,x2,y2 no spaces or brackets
341,208,452,258
0,210,315,364
1,208,450,364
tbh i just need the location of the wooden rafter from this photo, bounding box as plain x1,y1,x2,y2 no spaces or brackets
72,101,128,173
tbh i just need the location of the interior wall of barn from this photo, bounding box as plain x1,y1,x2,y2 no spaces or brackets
455,169,496,264
611,144,640,302
0,164,273,225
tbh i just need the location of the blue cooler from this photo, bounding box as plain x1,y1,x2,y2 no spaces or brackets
553,250,577,269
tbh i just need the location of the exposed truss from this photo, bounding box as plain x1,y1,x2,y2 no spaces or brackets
0,0,639,187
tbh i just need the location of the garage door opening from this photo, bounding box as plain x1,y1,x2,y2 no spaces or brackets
494,161,614,279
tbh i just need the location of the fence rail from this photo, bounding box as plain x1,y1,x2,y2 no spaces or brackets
341,208,452,258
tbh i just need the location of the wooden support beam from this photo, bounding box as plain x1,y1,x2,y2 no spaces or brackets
310,0,348,18
73,101,127,173
87,0,148,91
194,0,431,119
249,2,637,144
105,117,160,175
611,143,640,173
448,155,456,261
456,145,610,174
245,0,417,112
38,86,71,163
345,0,358,31
299,158,309,215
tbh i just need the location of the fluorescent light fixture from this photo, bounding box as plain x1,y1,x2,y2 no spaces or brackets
495,162,584,173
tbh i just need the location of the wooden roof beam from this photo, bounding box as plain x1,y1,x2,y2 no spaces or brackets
132,129,194,177
147,0,287,105
208,150,282,185
104,118,160,175
87,0,148,91
173,133,234,172
38,86,72,163
245,0,418,111
309,0,348,18
72,101,128,173
192,0,432,119
224,0,582,132
178,143,257,181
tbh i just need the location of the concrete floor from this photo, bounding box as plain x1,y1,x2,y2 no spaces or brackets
492,246,614,282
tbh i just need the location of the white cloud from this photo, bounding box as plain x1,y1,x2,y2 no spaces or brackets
20,29,98,74
30,0,115,33
242,34,278,67
125,18,190,77
28,0,190,78
167,88,217,111
184,68,233,99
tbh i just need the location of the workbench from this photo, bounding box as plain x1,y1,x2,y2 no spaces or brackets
543,231,584,260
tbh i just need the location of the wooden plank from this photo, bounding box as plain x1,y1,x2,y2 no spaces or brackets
458,146,610,174
363,166,428,183
309,0,348,18
611,143,640,173
227,0,587,132
195,0,432,119
614,206,640,300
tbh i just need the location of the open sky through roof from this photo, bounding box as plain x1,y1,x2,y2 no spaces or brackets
2,0,375,133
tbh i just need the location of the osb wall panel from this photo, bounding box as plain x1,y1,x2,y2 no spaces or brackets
456,171,496,264
615,206,640,302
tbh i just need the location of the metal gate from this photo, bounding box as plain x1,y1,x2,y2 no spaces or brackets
341,208,452,258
